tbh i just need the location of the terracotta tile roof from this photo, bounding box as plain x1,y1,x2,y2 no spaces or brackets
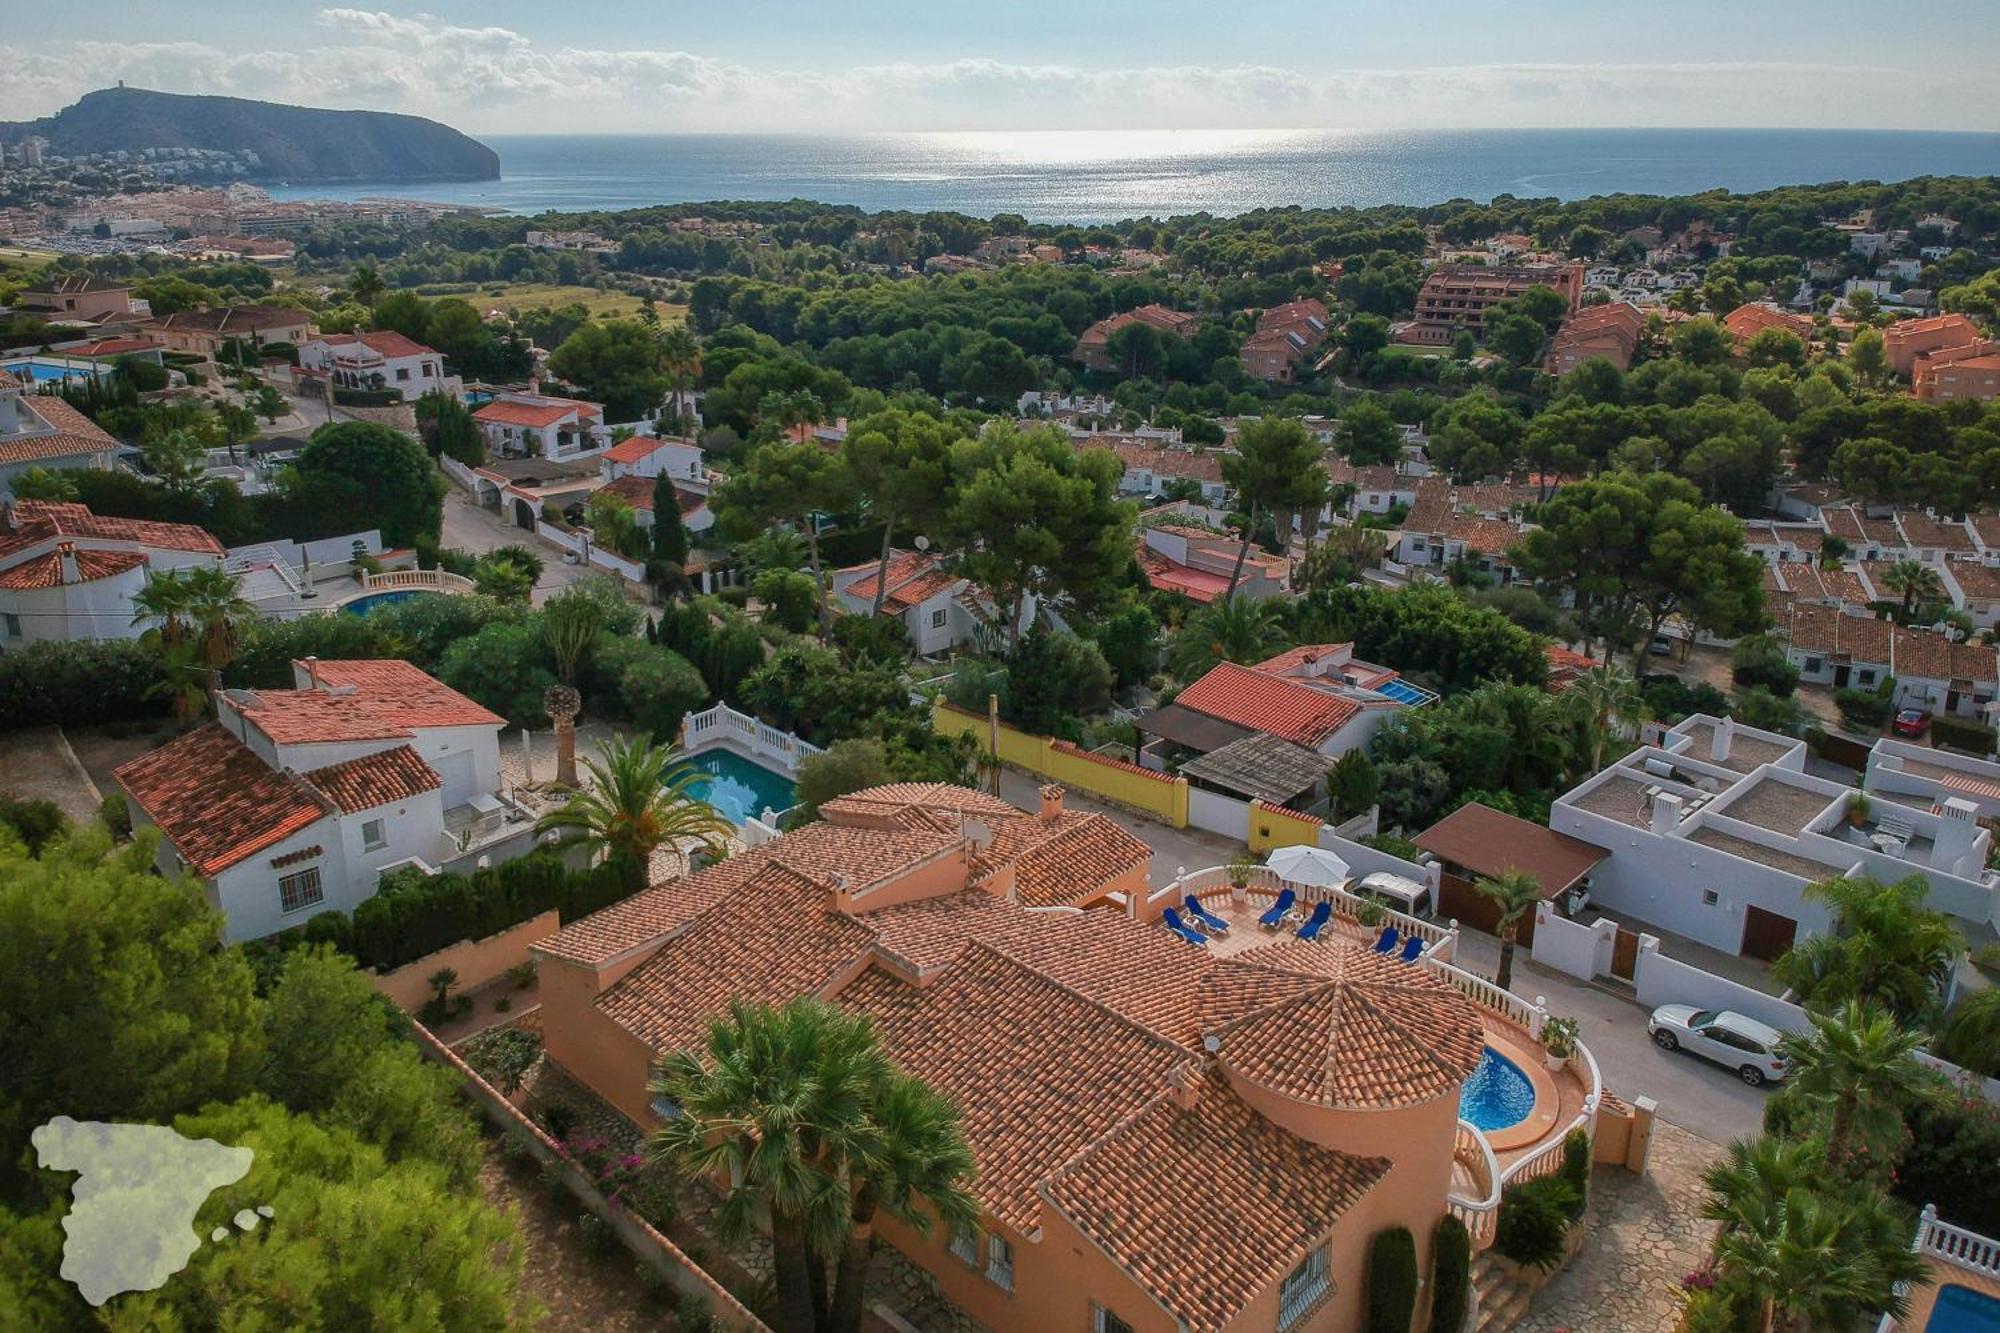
1891,625,1998,684
474,397,597,429
0,546,146,588
840,943,1196,1236
319,329,435,358
114,724,328,876
1252,643,1353,675
1103,441,1225,482
151,305,309,334
976,811,1150,909
0,500,221,559
1972,515,2000,550
1174,661,1360,747
603,434,689,464
1896,511,1976,555
818,783,1018,823
1042,1072,1389,1333
1822,506,1904,549
1741,522,1824,554
1206,939,1485,1109
1543,644,1599,690
1412,802,1607,893
1951,561,2000,601
1781,602,1892,661
241,659,503,743
61,337,157,357
0,396,121,466
305,744,441,813
1723,303,1815,344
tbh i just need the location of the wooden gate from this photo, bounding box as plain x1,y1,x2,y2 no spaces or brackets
1437,872,1540,948
1740,905,1799,963
1610,927,1641,980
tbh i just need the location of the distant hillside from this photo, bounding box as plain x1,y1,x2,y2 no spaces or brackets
0,86,499,183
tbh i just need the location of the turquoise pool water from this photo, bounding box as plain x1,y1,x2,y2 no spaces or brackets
1459,1047,1536,1132
3,358,107,384
684,748,796,826
1931,1284,2000,1333
342,590,432,616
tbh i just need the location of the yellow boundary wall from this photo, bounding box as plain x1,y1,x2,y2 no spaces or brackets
932,699,1190,827
1247,798,1325,853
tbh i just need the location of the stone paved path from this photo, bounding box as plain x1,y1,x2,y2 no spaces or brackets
1516,1122,1723,1333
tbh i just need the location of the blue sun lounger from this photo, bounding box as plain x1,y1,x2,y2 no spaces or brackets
1398,935,1425,963
1371,926,1400,954
1162,908,1209,946
1295,900,1332,941
1183,895,1230,934
1257,888,1297,929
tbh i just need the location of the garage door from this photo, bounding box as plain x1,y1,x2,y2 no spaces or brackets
1740,905,1798,963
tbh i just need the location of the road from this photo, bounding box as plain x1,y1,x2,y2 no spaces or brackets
440,489,600,605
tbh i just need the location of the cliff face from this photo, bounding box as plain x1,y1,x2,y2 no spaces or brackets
0,86,500,183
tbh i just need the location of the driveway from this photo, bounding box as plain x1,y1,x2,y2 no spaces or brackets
1448,931,1769,1148
441,490,602,605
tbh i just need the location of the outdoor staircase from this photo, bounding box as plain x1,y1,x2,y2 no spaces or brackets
1470,1251,1532,1333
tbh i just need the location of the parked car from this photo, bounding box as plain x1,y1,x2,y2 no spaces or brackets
1648,635,1674,656
1647,1005,1789,1086
1351,870,1433,919
1892,708,1932,737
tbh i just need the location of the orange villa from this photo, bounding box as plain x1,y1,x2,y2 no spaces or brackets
531,781,1587,1333
1721,302,1815,352
1073,304,1200,372
1884,312,1984,377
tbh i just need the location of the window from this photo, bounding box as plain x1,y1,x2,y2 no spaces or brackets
1701,889,1720,907
931,608,948,629
1093,1308,1134,1333
2,612,19,637
949,1226,979,1266
278,867,324,915
395,367,410,381
648,1093,683,1121
1804,657,1825,674
1277,1247,1330,1329
361,818,387,852
985,1233,1014,1291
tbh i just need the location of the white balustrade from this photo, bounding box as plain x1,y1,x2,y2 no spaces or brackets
1917,1206,2000,1279
679,703,823,776
1446,1118,1503,1250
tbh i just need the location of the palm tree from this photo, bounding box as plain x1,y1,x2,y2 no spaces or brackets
825,1070,978,1333
1475,869,1544,993
1168,597,1286,678
1780,1001,1937,1176
181,566,253,671
130,569,195,649
534,734,731,889
1879,559,1943,623
540,591,603,788
1563,663,1643,775
657,325,701,425
1701,1136,1927,1333
1938,988,2000,1079
349,260,385,308
648,998,888,1333
1771,875,1963,1026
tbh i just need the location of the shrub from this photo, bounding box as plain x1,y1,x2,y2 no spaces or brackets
793,739,893,823
576,1209,621,1258
1638,672,1731,723
500,1129,540,1167
462,1026,543,1094
1494,1175,1579,1269
1365,1226,1419,1333
436,621,558,728
676,1294,720,1333
716,584,751,608
1558,1128,1591,1219
1428,1215,1471,1333
98,791,132,838
0,797,69,855
1730,635,1799,697
1894,1092,2000,1235
616,647,710,740
752,567,820,634
1834,687,1893,730
1932,715,1998,755
0,638,167,732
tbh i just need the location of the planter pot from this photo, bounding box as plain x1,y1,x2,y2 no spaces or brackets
1545,1053,1570,1072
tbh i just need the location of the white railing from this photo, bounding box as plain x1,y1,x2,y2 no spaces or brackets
680,702,824,777
1446,1117,1503,1251
1916,1206,2000,1279
1160,864,1455,953
1426,957,1547,1036
362,568,477,594
1498,1037,1603,1192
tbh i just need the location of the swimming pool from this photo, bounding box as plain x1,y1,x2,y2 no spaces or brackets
683,748,796,826
1930,1284,2000,1333
2,358,108,384
341,590,432,616
1459,1046,1536,1132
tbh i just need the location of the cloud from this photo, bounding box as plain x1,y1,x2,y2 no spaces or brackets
1,13,1994,133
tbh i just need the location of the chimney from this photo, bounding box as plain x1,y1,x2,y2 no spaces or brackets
1649,790,1683,835
1932,796,1980,871
302,656,322,690
56,541,78,586
1038,784,1064,821
1164,1062,1202,1111
1710,716,1734,764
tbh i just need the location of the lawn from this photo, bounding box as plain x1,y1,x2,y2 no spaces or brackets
470,282,687,325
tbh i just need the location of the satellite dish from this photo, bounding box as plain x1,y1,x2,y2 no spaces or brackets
914,534,931,551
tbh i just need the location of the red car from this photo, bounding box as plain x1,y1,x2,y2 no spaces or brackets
1893,708,1932,737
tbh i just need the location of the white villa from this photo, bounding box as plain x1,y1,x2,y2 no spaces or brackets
1550,715,2000,961
295,330,460,402
115,658,537,941
830,549,1026,656
0,373,121,496
473,392,621,462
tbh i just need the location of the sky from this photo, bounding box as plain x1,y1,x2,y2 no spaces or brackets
3,1,1998,136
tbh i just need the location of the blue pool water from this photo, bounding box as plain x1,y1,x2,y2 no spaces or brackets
1459,1047,1536,1133
341,590,430,616
3,359,106,384
684,748,796,826
1930,1284,2000,1333
1377,678,1433,706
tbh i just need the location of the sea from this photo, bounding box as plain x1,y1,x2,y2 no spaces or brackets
264,128,2000,224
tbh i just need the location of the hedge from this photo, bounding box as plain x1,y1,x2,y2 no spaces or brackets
1931,714,1997,756
0,639,167,732
332,386,404,407
1366,1227,1419,1333
1494,1174,1580,1269
245,846,630,974
1428,1215,1471,1333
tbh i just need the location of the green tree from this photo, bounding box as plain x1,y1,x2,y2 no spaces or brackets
1221,416,1327,597
348,259,386,308
1939,989,2000,1079
535,733,732,889
1475,869,1544,993
657,323,702,423
142,426,209,495
651,471,690,571
1745,327,1807,370
540,587,604,787
841,407,958,615
1671,317,1734,366
1879,558,1945,622
1781,1001,1938,1177
414,388,484,467
1170,595,1287,678
1327,749,1381,821
548,319,670,421
436,620,557,727
944,422,1133,650
183,564,255,670
792,738,894,822
249,383,288,423
8,467,77,502
296,420,445,546
586,489,650,560
1772,875,1965,1026
1563,663,1642,774
715,438,855,638
1849,327,1888,385
1340,398,1403,466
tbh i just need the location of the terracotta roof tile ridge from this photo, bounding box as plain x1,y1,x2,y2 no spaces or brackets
971,938,1204,1057
1336,982,1479,1092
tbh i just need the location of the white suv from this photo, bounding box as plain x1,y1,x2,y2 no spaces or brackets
1648,1005,1789,1086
